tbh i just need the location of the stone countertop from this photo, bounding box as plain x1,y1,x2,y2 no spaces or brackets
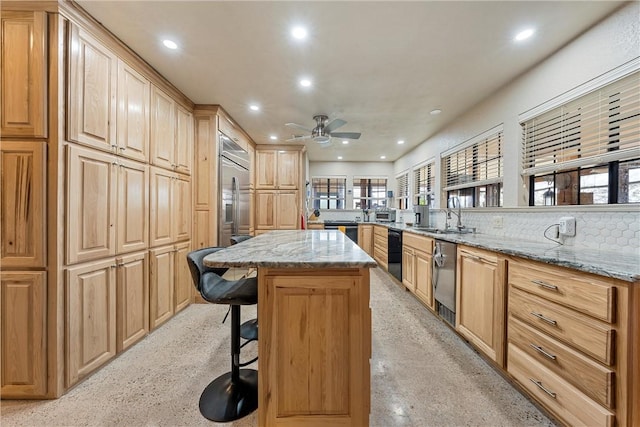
368,222,639,283
203,230,377,269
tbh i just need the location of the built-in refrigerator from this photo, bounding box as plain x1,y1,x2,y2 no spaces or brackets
219,133,250,247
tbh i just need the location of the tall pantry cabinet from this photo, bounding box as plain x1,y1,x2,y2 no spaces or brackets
0,2,193,398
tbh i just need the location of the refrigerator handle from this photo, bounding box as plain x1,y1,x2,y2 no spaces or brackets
232,177,239,235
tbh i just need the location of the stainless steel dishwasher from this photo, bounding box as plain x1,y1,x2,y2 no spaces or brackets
432,240,457,326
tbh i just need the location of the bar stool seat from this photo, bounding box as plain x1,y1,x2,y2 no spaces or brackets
187,247,258,422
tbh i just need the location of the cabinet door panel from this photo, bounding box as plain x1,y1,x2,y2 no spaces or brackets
1,272,47,397
415,251,433,309
277,192,299,229
174,241,192,313
1,11,47,137
173,176,191,242
256,191,276,229
117,159,148,254
149,167,173,247
175,106,193,174
66,145,117,264
277,151,299,189
149,246,174,329
1,142,46,267
150,86,175,170
117,60,149,162
68,25,117,152
256,151,276,189
402,247,415,291
116,251,148,352
65,259,117,387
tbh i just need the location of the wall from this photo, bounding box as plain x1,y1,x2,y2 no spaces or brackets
391,3,639,252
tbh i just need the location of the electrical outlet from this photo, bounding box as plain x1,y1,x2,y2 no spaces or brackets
558,216,576,237
492,216,503,228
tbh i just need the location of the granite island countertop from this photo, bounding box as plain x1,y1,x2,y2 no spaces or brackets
364,221,639,282
203,229,377,269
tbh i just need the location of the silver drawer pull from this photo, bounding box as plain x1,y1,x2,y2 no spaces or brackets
531,279,558,291
529,378,557,399
531,311,557,326
530,344,557,360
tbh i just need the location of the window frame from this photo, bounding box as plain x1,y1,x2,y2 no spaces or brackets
352,176,388,210
310,176,347,210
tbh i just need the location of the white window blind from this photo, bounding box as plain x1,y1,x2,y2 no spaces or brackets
443,131,503,191
522,71,640,176
396,173,409,198
413,162,435,204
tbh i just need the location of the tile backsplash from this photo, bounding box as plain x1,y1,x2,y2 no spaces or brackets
315,208,640,253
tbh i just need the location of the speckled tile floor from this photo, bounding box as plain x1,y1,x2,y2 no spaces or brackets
1,268,556,426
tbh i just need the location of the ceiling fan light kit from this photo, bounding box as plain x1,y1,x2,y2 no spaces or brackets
285,114,361,144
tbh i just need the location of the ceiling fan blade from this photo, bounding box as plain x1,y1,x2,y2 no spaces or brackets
329,132,361,140
286,135,311,142
285,122,312,132
324,119,346,133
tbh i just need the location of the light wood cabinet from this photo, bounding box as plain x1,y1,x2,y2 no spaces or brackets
358,224,373,256
116,251,149,353
506,257,636,426
116,59,149,162
307,223,325,230
0,11,47,138
255,149,299,189
1,141,46,268
67,145,149,263
175,106,193,175
149,245,175,329
150,86,193,174
456,245,506,366
66,145,117,265
65,258,117,387
116,158,148,254
150,85,176,170
174,241,192,313
372,226,388,270
402,232,434,309
68,24,117,152
0,271,47,397
149,167,191,247
255,190,299,231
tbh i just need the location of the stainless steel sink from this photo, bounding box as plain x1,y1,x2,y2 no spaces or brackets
411,227,475,234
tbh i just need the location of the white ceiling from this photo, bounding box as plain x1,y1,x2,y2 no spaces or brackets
76,1,624,162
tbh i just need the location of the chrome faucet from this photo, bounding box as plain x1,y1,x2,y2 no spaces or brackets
447,196,463,230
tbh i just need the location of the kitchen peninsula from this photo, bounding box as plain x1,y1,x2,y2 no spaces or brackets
203,230,377,426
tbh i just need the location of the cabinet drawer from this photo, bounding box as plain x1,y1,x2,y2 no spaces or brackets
509,259,615,322
403,232,432,254
374,234,387,250
374,226,387,237
508,344,614,427
509,287,614,365
508,317,614,408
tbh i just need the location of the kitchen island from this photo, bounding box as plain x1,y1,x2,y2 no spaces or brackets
203,230,377,426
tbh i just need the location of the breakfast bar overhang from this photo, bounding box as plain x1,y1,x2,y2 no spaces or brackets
203,230,377,426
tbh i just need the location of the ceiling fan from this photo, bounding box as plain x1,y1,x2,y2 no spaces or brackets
286,115,361,144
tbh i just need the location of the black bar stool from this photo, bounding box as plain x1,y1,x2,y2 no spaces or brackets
186,247,258,422
230,235,258,343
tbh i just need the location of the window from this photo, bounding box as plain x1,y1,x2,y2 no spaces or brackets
353,177,387,209
396,172,409,209
413,162,435,207
311,177,346,209
442,127,503,207
523,71,640,206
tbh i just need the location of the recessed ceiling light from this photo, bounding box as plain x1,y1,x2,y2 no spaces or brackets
279,150,286,154
430,109,442,115
397,140,405,145
514,28,535,42
162,39,178,50
299,78,312,87
249,104,260,111
291,26,308,40
342,140,349,145
269,135,278,140
380,155,386,160
338,156,343,160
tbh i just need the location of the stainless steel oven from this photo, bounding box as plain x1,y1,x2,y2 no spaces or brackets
375,209,396,222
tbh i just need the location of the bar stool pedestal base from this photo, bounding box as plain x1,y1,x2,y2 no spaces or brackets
199,369,258,422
